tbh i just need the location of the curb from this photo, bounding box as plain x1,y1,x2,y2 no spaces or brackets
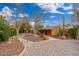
18,38,26,56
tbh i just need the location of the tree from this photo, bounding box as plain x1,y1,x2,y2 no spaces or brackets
35,21,44,33
0,15,14,41
32,9,44,34
19,18,32,33
13,4,24,40
73,4,79,40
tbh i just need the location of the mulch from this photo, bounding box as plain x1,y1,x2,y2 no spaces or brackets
0,37,24,56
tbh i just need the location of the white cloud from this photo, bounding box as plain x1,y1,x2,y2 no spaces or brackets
44,20,49,23
14,8,17,11
0,6,29,22
37,3,73,14
37,3,64,14
30,21,35,27
67,11,73,14
24,13,29,17
62,5,72,10
50,16,55,18
0,6,13,17
18,13,29,18
18,13,24,18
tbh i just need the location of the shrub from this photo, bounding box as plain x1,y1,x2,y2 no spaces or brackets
68,27,78,38
0,31,9,41
10,28,16,36
0,15,16,41
8,27,16,37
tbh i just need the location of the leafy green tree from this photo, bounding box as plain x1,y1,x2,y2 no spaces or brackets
0,15,16,41
19,19,32,33
0,15,10,41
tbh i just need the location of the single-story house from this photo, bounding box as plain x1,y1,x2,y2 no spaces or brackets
38,26,59,37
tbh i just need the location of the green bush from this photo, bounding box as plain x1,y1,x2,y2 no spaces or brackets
11,28,16,36
0,25,11,41
0,31,9,41
0,26,17,41
0,15,16,41
68,27,77,38
8,27,16,37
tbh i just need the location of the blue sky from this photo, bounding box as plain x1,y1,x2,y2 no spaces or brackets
0,3,78,26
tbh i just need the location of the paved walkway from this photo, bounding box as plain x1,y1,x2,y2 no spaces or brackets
19,34,79,56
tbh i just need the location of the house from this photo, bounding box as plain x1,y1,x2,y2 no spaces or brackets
39,26,59,37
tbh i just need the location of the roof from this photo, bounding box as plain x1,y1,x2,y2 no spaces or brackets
41,26,58,30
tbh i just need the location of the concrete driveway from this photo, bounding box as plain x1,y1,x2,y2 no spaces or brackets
19,34,79,56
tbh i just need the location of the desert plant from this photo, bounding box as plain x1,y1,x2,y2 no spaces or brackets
68,27,77,38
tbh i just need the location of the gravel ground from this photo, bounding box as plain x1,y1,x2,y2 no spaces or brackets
0,37,24,56
19,34,79,56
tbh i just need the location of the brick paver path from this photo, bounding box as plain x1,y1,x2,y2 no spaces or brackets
19,34,79,56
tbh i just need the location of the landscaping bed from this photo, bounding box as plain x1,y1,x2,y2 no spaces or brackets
0,37,24,56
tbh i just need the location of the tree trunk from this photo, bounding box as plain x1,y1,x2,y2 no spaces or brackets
34,23,37,34
77,28,79,40
16,29,19,40
16,22,22,40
